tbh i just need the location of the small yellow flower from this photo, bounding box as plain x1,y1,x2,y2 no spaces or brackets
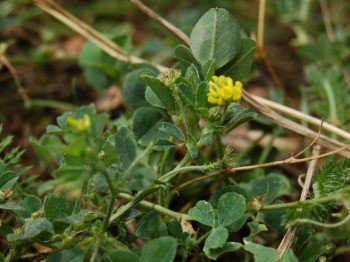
67,114,91,132
207,75,243,106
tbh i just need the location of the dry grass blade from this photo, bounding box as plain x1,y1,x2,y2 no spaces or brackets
176,142,349,191
0,55,30,105
32,0,350,157
243,91,350,157
32,0,167,72
250,94,350,141
129,0,190,45
277,145,322,258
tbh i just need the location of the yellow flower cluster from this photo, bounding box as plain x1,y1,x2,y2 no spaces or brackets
207,76,243,106
66,114,91,132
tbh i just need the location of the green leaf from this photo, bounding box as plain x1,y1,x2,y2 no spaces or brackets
218,38,256,80
185,64,201,91
205,242,242,260
52,165,86,179
145,87,166,109
244,241,278,262
140,236,177,262
109,250,139,262
295,233,332,262
178,83,195,107
263,200,288,233
132,107,168,146
226,214,249,233
280,250,299,262
217,192,246,227
313,159,350,198
304,65,350,127
225,105,256,132
241,173,292,204
141,75,175,113
122,68,157,113
247,222,268,236
202,60,216,81
7,218,53,241
188,200,215,227
198,132,213,146
47,248,85,262
30,135,63,165
44,195,75,222
174,45,198,66
153,139,177,151
135,211,168,240
210,185,249,207
0,171,17,190
186,144,198,159
129,168,155,191
16,195,42,219
190,8,241,69
204,227,228,251
159,122,185,141
196,82,210,109
115,127,137,169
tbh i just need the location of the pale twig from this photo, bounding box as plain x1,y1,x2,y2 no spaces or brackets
32,0,168,72
293,123,322,159
0,55,30,105
31,0,350,156
175,142,348,191
320,0,336,43
256,0,284,92
250,94,350,141
129,0,190,45
277,145,321,259
257,0,266,49
243,91,350,157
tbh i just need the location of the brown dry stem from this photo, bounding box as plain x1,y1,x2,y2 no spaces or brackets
277,145,321,259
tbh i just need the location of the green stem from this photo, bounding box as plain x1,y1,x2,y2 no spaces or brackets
172,85,191,136
117,193,189,220
287,211,350,228
216,133,224,159
255,127,281,176
109,185,160,223
73,176,89,214
158,143,173,177
90,238,101,262
193,230,212,246
25,99,76,111
260,194,338,212
101,171,116,231
159,160,223,183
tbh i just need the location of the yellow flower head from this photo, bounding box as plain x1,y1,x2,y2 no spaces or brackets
207,75,243,106
67,114,91,133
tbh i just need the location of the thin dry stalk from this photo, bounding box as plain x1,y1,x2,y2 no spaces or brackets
319,0,336,43
250,94,350,141
256,0,284,92
277,145,321,259
176,142,348,191
257,0,266,49
32,0,167,72
32,0,350,157
0,55,30,105
243,91,350,157
129,0,190,45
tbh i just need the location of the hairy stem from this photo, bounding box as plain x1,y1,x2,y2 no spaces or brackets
101,171,116,231
118,193,189,220
260,194,338,212
109,185,161,223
